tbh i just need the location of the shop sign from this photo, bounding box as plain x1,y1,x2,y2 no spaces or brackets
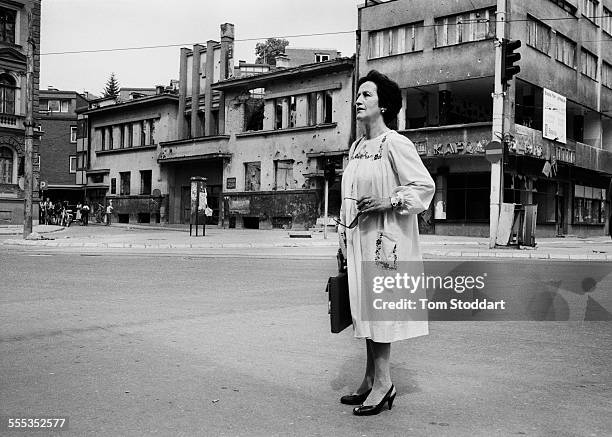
511,124,545,158
543,88,567,144
432,140,486,155
228,198,250,214
555,146,575,164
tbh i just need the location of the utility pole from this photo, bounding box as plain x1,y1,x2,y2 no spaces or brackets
489,0,507,248
23,9,35,238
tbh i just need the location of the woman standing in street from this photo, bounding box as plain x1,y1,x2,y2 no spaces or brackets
338,70,435,416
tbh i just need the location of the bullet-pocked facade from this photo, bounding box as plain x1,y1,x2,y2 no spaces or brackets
358,0,612,237
160,23,354,229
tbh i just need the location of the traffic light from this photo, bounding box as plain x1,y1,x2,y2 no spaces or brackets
501,39,521,87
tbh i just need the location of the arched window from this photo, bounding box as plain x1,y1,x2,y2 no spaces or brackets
0,7,16,44
0,74,16,114
0,146,14,184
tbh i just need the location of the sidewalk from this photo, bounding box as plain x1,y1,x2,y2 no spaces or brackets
2,222,612,260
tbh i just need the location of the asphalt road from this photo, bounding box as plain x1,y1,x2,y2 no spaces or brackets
1,251,611,436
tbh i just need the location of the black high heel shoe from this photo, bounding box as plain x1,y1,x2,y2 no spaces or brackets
352,385,396,416
340,388,372,405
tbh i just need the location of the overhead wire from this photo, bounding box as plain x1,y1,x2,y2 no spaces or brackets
39,14,612,56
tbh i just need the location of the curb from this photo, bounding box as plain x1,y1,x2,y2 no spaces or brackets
2,238,612,260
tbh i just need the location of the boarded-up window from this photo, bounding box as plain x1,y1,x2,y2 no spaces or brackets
245,162,261,191
274,160,293,190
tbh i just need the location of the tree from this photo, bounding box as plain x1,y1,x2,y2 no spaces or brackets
255,38,289,66
103,72,120,98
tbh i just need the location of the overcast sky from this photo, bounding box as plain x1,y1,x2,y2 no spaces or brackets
40,0,359,95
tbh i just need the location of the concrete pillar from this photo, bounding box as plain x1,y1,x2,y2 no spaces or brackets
398,89,407,130
204,40,216,136
296,95,308,127
220,23,235,80
263,100,275,130
191,44,203,138
178,48,189,140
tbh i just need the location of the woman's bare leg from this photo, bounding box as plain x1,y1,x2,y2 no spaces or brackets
355,339,375,394
363,341,392,405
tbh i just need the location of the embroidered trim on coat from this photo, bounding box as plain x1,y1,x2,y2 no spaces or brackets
374,231,398,270
352,135,386,160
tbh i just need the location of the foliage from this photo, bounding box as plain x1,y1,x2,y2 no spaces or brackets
255,38,289,66
103,72,120,98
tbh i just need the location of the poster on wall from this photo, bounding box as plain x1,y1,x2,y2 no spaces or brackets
543,88,566,144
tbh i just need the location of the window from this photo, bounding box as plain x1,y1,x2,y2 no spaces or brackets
603,62,612,88
148,119,155,144
100,128,106,151
119,125,125,148
315,53,330,62
119,172,130,195
555,33,576,68
0,7,16,44
110,177,116,194
573,184,606,224
0,146,13,183
69,156,77,173
69,126,77,143
323,90,333,123
0,74,16,115
289,96,297,128
126,124,133,148
580,48,598,79
370,22,425,58
47,100,59,112
43,99,69,113
434,9,494,48
445,173,490,221
527,16,551,54
244,96,264,131
604,7,612,34
581,0,599,23
275,98,283,129
308,93,317,126
244,162,261,191
140,170,152,195
274,160,294,190
548,0,578,15
77,119,87,139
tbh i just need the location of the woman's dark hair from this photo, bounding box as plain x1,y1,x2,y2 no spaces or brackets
357,70,402,126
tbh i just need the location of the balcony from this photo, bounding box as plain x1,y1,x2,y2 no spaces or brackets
0,114,24,130
399,122,492,158
513,124,612,173
158,135,231,163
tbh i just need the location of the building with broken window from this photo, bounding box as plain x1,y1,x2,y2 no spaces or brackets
358,0,612,237
159,22,354,229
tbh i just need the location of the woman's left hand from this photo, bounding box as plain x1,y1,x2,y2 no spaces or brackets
356,196,392,214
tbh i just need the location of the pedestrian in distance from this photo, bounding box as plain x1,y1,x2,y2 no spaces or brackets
105,200,113,226
337,70,435,416
81,202,90,226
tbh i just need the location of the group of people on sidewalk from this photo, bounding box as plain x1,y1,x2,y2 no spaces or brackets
38,199,114,227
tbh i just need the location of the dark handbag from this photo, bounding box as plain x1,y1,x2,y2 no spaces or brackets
326,250,352,333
